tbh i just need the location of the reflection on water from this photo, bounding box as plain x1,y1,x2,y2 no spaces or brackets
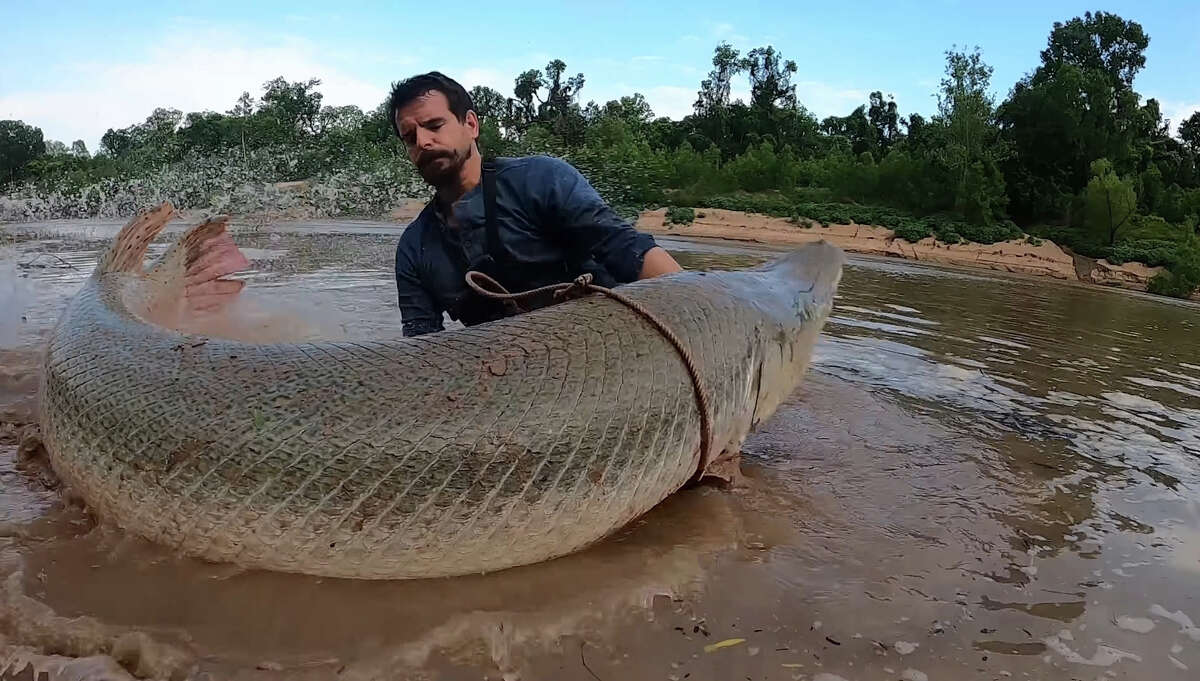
0,220,1198,679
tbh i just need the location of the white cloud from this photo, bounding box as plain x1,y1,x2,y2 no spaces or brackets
793,81,871,118
1156,97,1200,136
459,68,512,94
711,22,735,38
707,21,748,45
642,85,696,120
0,26,394,149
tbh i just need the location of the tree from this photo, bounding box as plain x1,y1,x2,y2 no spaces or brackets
694,43,744,117
540,59,585,121
258,77,323,139
868,91,901,154
743,46,797,110
821,106,876,157
1085,158,1137,246
1037,11,1148,92
600,94,655,130
998,12,1156,223
45,140,70,155
317,105,365,133
228,91,256,117
935,48,1010,225
1181,111,1200,154
469,85,509,122
70,140,89,158
178,111,235,155
0,119,46,184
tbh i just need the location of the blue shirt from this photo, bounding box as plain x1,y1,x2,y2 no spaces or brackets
394,155,659,337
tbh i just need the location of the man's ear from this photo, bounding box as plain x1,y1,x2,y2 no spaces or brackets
466,110,480,140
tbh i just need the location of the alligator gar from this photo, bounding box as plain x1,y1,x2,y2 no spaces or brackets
38,205,844,579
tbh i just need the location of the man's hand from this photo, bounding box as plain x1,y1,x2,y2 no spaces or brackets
184,230,249,312
638,246,683,279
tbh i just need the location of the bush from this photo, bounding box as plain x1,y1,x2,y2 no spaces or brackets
894,220,933,242
665,206,695,226
1108,239,1183,268
1147,256,1200,298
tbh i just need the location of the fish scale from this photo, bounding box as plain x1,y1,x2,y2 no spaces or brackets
38,206,844,579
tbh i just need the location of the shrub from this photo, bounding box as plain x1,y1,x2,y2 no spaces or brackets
665,206,695,226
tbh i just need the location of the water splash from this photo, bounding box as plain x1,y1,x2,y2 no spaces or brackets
0,149,429,223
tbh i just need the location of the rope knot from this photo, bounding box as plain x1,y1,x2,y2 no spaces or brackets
554,273,596,301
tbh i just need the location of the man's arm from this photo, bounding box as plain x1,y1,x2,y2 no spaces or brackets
395,243,445,337
639,246,683,279
537,157,682,283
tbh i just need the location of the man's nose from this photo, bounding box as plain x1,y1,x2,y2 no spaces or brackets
417,128,436,148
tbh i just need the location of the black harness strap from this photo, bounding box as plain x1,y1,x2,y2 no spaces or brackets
481,161,511,268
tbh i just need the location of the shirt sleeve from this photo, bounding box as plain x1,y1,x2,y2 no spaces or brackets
395,238,444,337
535,156,658,283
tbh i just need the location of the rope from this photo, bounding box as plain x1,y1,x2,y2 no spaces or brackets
465,270,715,483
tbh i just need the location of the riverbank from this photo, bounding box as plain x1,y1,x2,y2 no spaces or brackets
636,207,1199,300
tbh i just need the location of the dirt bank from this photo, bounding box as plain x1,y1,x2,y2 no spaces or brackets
637,207,1191,298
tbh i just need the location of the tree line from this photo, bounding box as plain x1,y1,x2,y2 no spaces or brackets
2,11,1198,296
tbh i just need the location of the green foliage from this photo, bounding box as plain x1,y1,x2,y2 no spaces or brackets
1,119,46,184
1085,159,1138,246
665,206,695,225
937,47,1010,225
1181,111,1200,154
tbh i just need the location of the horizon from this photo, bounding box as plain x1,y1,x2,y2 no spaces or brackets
2,1,1198,151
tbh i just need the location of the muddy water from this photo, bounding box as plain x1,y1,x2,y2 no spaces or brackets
1,219,1199,680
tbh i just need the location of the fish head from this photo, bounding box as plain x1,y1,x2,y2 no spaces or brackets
748,241,844,427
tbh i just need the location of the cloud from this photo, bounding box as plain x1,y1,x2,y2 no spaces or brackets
642,86,696,120
1156,97,1200,136
793,81,871,118
707,21,748,45
0,25,394,149
459,67,512,93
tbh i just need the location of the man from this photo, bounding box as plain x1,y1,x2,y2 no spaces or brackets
388,71,682,337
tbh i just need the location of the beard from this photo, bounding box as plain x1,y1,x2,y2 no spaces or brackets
416,145,471,188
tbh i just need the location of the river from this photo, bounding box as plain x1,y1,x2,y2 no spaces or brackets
1,219,1198,680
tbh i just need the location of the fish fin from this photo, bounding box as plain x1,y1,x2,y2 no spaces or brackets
696,448,745,487
146,215,239,283
94,201,177,275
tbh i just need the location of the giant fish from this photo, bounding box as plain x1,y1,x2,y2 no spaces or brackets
38,204,844,579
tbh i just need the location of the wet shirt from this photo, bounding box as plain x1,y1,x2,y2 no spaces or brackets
394,155,658,337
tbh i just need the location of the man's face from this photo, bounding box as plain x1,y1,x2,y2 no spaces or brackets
395,90,478,189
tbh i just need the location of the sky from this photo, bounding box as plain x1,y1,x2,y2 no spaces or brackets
2,0,1198,151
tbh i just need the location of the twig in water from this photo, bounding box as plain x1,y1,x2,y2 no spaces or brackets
579,642,603,681
18,253,77,270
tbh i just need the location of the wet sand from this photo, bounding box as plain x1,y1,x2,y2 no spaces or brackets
1,218,1199,680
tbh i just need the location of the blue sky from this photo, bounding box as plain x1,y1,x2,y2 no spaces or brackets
2,1,1197,150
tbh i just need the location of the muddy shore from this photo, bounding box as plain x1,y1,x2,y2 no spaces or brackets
634,207,1198,300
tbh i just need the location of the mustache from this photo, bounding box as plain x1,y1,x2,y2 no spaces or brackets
417,149,455,167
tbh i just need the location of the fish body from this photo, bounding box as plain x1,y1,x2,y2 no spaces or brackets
39,206,844,579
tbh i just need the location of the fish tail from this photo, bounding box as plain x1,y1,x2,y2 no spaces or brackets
94,201,178,275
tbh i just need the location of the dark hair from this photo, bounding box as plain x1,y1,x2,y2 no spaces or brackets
387,71,474,138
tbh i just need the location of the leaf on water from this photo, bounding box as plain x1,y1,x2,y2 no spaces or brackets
782,663,804,668
704,638,746,653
